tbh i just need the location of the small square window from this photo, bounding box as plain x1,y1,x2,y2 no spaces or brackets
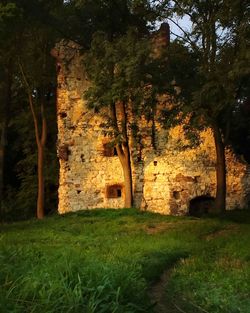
106,184,123,198
103,143,117,157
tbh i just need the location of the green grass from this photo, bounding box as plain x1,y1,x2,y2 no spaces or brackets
0,208,249,313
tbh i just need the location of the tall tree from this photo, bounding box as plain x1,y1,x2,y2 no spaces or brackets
17,0,59,219
79,0,163,207
84,30,153,207
0,2,23,220
0,0,60,220
158,0,250,212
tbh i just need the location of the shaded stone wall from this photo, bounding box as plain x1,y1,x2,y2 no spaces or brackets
54,41,250,215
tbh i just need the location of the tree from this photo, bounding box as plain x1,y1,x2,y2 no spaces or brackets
0,63,12,221
0,0,60,220
84,30,153,207
158,0,250,212
17,0,60,219
0,2,23,220
75,0,164,208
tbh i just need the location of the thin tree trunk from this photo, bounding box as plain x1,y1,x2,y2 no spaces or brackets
0,123,6,221
20,63,47,219
37,144,45,219
123,156,133,207
213,124,226,213
0,65,12,221
111,102,133,207
117,143,133,208
36,102,47,219
26,96,46,219
37,101,47,219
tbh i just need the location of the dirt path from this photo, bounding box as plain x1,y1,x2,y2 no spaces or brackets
148,224,239,312
148,268,182,313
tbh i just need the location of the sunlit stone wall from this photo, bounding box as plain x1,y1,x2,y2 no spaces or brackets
53,41,250,215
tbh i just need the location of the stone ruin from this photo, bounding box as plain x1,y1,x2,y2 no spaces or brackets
53,29,250,216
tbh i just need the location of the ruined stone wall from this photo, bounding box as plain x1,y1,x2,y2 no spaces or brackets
54,41,250,215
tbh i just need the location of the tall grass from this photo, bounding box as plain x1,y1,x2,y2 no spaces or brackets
1,209,249,312
166,223,250,313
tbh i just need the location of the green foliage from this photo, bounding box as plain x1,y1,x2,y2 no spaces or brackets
0,0,60,221
0,2,22,49
59,0,155,48
84,28,151,110
83,24,172,152
157,0,250,211
1,209,250,312
159,0,250,140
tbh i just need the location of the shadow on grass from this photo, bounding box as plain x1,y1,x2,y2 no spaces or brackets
217,209,250,224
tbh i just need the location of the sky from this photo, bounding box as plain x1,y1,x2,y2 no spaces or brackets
166,15,192,40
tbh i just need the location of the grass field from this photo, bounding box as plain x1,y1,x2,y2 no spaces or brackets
0,209,249,313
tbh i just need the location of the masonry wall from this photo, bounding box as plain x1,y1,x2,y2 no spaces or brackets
54,41,250,215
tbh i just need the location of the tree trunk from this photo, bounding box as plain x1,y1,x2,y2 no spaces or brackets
37,144,45,219
36,101,47,220
19,63,47,219
213,124,226,213
111,102,133,207
0,65,12,221
28,93,47,219
0,124,6,221
117,143,133,207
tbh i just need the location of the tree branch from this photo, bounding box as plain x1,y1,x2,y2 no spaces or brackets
19,62,41,147
167,17,197,51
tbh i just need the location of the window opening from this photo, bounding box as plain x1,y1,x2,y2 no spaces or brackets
103,143,117,157
106,184,123,198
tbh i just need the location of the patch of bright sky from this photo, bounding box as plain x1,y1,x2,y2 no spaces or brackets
168,14,192,40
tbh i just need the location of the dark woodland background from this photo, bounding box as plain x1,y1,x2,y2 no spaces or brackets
0,0,249,221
